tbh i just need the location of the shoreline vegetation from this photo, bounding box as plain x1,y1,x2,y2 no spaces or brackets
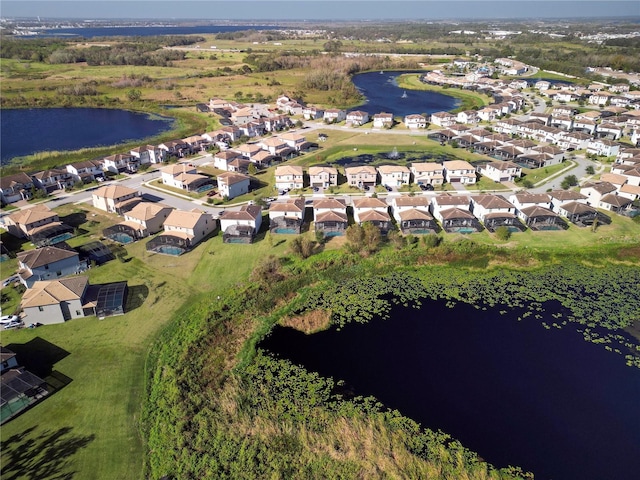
142,243,640,479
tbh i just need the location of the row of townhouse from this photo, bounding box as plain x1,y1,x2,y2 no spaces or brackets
264,187,631,240
88,184,218,254
211,132,311,171
272,161,480,193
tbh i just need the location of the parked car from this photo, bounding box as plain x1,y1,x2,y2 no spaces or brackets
419,183,434,191
0,314,20,324
3,319,24,330
2,275,19,287
384,185,393,192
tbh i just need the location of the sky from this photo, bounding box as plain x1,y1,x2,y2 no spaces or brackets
1,1,638,21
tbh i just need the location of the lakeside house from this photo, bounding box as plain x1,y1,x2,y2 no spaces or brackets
146,209,216,255
220,205,263,243
352,197,392,234
390,196,438,234
470,194,524,232
268,198,306,234
312,198,348,236
0,172,36,204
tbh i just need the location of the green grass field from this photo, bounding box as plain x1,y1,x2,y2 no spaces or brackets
0,210,294,479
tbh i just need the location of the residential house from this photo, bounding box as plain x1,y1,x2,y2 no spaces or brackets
5,204,73,247
234,143,264,161
303,106,324,120
346,110,370,126
108,202,173,241
158,139,189,159
231,107,256,125
391,196,438,234
345,166,378,190
20,276,93,325
259,137,289,156
557,201,605,226
517,205,567,230
618,184,640,202
91,185,141,214
589,92,612,106
495,145,525,161
147,209,216,254
280,132,309,152
102,153,139,174
549,115,573,131
404,114,428,129
456,110,479,125
352,197,392,234
596,123,624,140
251,150,274,168
580,181,618,206
227,157,252,174
528,112,551,125
556,132,592,151
410,162,444,186
160,163,213,193
274,165,304,191
182,135,207,151
5,204,60,239
430,194,479,232
509,192,551,213
312,198,348,236
372,112,394,129
218,126,241,143
598,194,633,214
443,160,477,184
308,166,338,189
430,111,457,128
586,139,620,157
130,144,164,164
216,172,250,200
477,106,501,122
213,150,243,171
377,165,411,187
66,160,104,184
0,172,36,204
268,198,306,234
470,194,523,232
323,109,346,124
547,190,588,213
572,118,597,135
17,243,85,288
220,205,263,243
31,169,74,193
611,164,640,186
478,161,522,183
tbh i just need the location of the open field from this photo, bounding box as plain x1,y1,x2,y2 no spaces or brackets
0,208,293,479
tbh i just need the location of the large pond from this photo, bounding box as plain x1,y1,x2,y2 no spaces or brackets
351,71,460,117
0,108,175,165
260,300,640,480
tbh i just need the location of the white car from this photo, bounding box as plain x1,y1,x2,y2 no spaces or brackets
3,318,23,330
2,275,19,287
0,314,20,324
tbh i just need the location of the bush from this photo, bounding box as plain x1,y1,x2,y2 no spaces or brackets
423,234,442,248
494,226,512,241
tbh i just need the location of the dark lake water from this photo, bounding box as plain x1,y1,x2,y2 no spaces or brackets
1,108,175,165
261,300,640,480
25,25,282,39
351,71,460,117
